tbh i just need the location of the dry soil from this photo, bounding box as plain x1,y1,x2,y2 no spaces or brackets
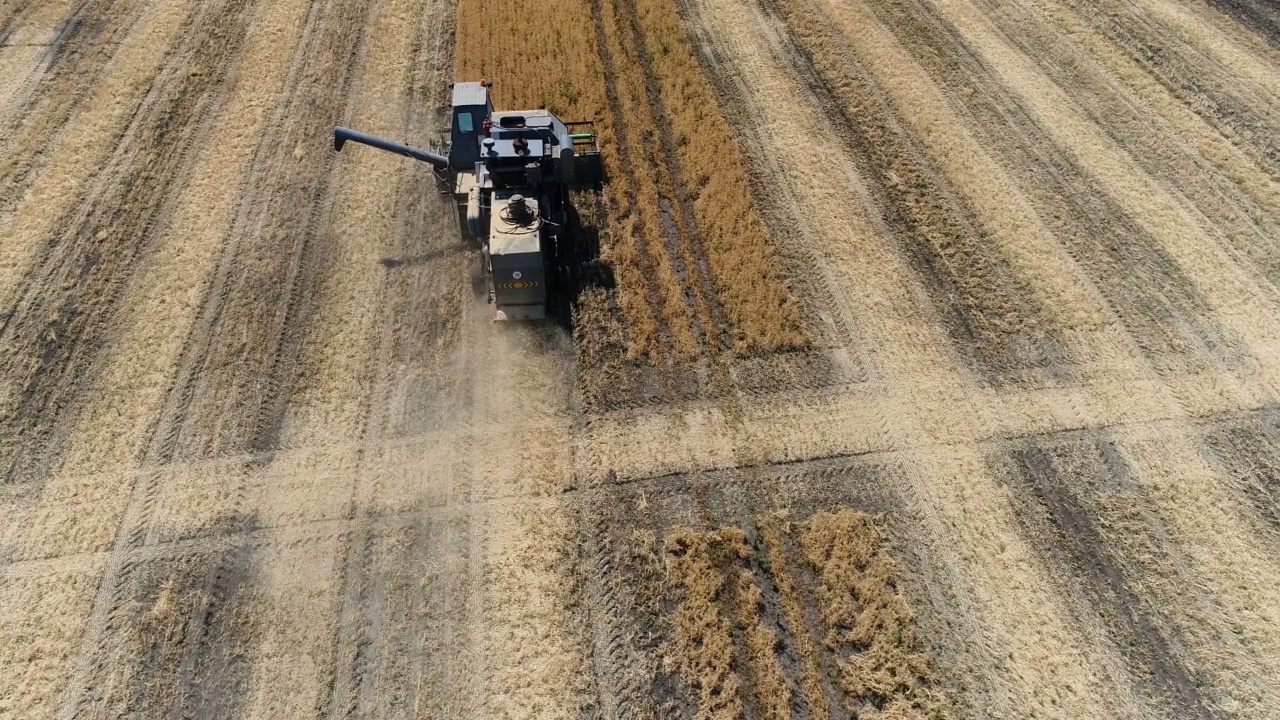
1,0,1279,718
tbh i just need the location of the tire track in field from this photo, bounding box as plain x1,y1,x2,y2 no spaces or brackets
43,5,264,686
0,0,254,488
0,0,81,131
305,0,455,715
1201,407,1280,537
993,434,1215,718
865,0,1242,374
1205,0,1280,43
965,0,1280,296
576,493,666,719
1051,0,1279,173
71,517,262,719
0,0,152,215
759,0,1069,386
144,0,374,464
314,2,477,688
0,0,196,322
0,0,33,42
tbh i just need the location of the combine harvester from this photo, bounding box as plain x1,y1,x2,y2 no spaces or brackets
334,81,602,320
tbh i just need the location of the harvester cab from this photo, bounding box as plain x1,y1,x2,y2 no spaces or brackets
332,81,602,321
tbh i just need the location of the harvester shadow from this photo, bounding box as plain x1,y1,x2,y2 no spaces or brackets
378,244,470,269
552,187,615,333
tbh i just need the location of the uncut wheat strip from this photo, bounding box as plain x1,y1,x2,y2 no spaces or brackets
797,510,950,715
0,0,196,314
1116,425,1280,713
595,0,703,360
459,0,698,361
687,1,1137,715
611,0,727,353
663,528,750,718
925,0,1280,394
633,0,805,352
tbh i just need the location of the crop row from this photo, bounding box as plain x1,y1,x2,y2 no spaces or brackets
454,0,804,363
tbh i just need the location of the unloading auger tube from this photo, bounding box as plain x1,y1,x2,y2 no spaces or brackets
333,126,449,170
331,81,603,322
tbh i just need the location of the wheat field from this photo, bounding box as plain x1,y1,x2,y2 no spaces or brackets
0,0,1278,717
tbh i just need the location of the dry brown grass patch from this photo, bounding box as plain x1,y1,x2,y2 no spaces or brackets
629,0,806,353
664,527,791,719
799,509,948,719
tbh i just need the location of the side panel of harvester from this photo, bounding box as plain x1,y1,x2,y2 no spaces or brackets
332,80,602,321
488,190,547,320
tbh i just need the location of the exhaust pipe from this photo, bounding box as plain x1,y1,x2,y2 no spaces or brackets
333,126,449,171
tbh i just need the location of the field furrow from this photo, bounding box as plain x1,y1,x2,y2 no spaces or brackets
0,0,152,214
0,0,257,487
3,0,1280,717
864,0,1243,373
0,0,200,366
763,0,1072,385
1051,0,1280,173
1204,0,1280,42
145,0,374,462
967,0,1280,295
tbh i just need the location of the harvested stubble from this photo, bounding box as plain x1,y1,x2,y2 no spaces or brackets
799,509,948,719
455,0,804,360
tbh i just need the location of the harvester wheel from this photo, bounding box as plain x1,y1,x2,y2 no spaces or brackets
470,261,488,301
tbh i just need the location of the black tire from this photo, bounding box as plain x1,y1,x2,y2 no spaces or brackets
470,261,487,301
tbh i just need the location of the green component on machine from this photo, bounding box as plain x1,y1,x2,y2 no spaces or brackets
569,133,594,140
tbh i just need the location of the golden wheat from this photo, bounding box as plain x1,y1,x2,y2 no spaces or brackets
455,0,805,361
799,510,949,719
